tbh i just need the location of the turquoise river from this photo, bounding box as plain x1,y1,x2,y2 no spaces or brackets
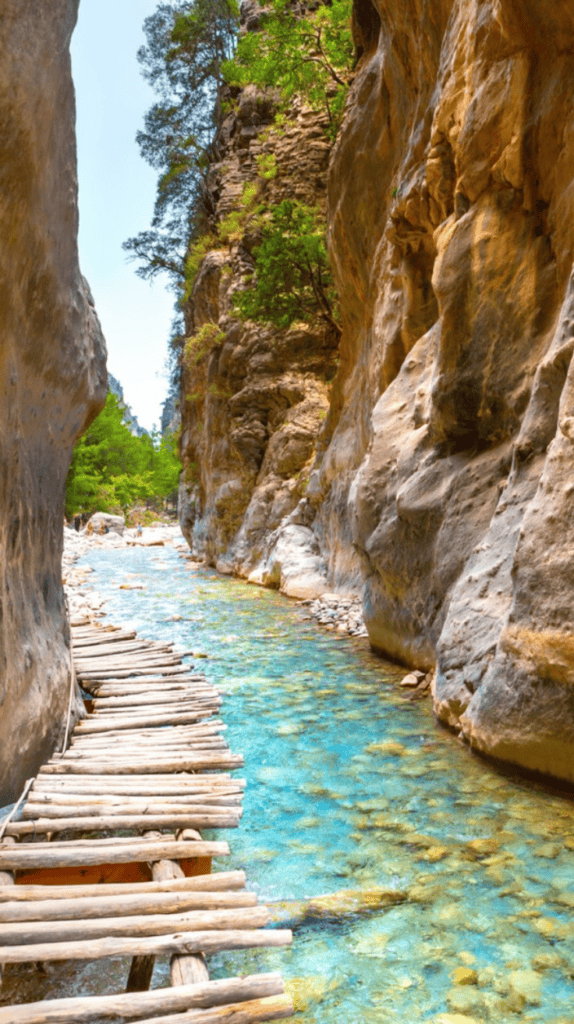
70,545,574,1022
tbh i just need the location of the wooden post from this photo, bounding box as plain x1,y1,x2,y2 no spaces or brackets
126,830,211,993
126,830,209,992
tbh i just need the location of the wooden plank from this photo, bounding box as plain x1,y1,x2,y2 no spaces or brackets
92,691,220,708
74,644,173,659
41,755,244,773
76,659,187,675
0,906,269,945
0,927,292,963
78,665,193,680
29,785,241,801
90,676,210,691
32,775,245,790
73,642,175,657
24,793,241,809
133,994,294,1024
72,712,218,734
0,870,246,902
63,735,229,751
0,889,257,922
0,839,229,870
0,836,15,987
68,730,229,749
72,632,137,646
7,811,240,836
67,731,229,749
0,973,285,1024
92,696,222,711
75,645,180,658
91,701,223,718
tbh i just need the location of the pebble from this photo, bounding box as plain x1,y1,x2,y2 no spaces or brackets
451,967,478,986
446,987,486,1014
509,968,542,1005
535,842,560,858
62,522,184,625
400,673,422,688
432,1014,482,1024
302,593,369,639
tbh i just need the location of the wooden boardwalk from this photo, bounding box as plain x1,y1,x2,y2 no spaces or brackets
0,623,293,1023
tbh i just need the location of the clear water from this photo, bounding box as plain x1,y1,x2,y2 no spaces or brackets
79,545,574,1023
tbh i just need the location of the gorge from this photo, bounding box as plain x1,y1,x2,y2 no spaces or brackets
178,0,574,784
2,0,574,804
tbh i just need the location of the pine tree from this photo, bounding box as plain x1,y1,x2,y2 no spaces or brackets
123,0,240,287
65,394,181,516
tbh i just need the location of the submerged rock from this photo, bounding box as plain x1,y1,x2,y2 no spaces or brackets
267,887,409,927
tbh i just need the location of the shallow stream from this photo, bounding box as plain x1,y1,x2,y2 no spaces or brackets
42,547,574,1020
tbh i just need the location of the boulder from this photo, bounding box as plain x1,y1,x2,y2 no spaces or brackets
88,512,125,536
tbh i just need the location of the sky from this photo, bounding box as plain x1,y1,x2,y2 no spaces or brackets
71,0,176,432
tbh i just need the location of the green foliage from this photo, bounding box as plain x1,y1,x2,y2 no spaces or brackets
233,199,340,333
218,181,263,243
123,0,240,287
223,0,354,135
183,233,218,302
65,394,182,517
256,152,278,180
184,322,226,364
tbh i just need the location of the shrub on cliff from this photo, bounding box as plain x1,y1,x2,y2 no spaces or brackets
65,393,181,516
234,199,340,333
223,0,354,135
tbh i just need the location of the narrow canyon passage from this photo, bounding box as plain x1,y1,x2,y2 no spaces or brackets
55,545,574,1023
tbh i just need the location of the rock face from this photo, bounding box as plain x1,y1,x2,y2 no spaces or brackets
180,0,574,781
179,73,340,599
320,0,574,781
0,0,107,804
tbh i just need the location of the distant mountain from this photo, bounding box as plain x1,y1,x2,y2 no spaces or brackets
108,374,147,437
161,390,180,436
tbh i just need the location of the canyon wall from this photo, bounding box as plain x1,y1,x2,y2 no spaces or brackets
179,82,341,598
181,0,574,782
0,0,107,804
323,0,574,781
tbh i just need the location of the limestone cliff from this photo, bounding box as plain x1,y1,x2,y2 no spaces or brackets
180,0,574,782
179,75,340,598
319,0,574,781
0,0,107,804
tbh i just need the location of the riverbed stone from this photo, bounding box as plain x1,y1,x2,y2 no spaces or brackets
432,1014,483,1024
535,842,560,859
88,512,125,535
400,673,421,688
447,986,488,1014
452,967,478,986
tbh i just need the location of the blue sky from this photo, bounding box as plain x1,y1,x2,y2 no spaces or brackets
71,0,176,431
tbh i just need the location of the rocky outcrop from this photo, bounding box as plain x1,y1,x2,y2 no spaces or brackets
0,0,107,804
319,0,574,781
180,0,574,782
179,76,340,598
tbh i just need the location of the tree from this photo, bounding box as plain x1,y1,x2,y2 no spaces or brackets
233,199,340,333
223,0,354,134
65,393,182,517
123,0,240,287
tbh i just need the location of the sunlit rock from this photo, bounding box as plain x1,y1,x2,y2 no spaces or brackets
0,0,106,803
